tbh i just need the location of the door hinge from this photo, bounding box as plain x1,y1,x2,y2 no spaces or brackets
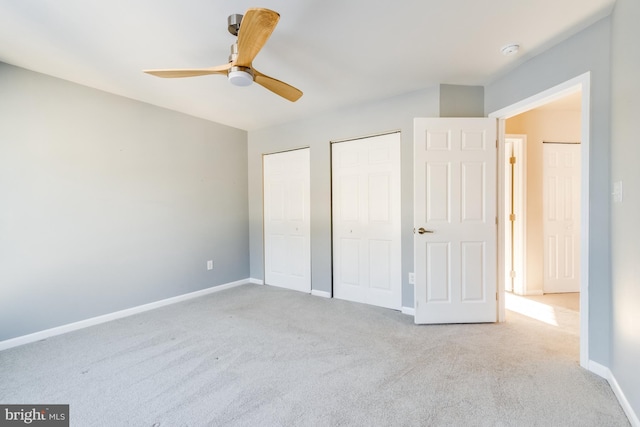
510,156,516,164
510,213,516,222
510,270,516,279
495,217,498,225
496,292,499,301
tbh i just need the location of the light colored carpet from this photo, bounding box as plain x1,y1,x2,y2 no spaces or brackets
521,292,581,312
0,284,629,426
505,292,580,337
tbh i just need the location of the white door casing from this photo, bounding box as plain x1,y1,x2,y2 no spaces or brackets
543,142,581,293
332,133,402,310
414,118,497,324
263,148,311,293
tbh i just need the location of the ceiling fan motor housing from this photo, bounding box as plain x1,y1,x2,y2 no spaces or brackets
227,13,253,87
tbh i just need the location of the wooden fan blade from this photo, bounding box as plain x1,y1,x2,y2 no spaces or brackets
143,63,232,78
236,8,280,67
254,69,302,102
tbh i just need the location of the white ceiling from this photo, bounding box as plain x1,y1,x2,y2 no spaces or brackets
0,0,615,131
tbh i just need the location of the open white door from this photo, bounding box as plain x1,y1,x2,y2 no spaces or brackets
504,135,527,295
414,118,497,324
263,148,311,293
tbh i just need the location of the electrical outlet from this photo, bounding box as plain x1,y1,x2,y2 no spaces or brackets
207,260,214,270
408,272,415,284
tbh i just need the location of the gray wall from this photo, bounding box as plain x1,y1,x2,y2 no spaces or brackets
485,17,612,366
440,84,484,117
0,63,249,341
611,0,640,415
248,87,440,307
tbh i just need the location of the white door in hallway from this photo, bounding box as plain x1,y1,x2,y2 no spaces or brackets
263,148,311,293
543,142,581,293
414,118,497,323
332,133,401,310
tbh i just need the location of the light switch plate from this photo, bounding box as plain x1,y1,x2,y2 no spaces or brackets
613,181,623,203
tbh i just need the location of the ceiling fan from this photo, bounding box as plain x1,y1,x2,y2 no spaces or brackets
143,8,302,102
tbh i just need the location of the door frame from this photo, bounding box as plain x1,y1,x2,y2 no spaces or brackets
489,72,590,369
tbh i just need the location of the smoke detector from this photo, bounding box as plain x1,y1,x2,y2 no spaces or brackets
501,44,520,56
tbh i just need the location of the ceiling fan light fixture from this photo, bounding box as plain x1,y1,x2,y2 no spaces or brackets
143,8,302,101
228,66,254,87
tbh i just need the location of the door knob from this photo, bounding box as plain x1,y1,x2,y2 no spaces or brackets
417,227,434,234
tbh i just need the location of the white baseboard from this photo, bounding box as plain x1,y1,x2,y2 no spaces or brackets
249,278,264,285
311,289,331,298
0,279,249,352
609,371,640,426
524,290,544,296
589,360,639,426
402,306,416,316
588,360,610,379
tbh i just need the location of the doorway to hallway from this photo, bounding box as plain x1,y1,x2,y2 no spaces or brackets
490,73,589,368
504,91,582,297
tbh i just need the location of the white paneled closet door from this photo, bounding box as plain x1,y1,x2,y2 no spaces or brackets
263,148,311,293
332,133,401,310
543,142,581,293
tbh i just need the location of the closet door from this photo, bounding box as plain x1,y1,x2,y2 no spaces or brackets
543,142,581,293
263,148,311,293
332,133,401,309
